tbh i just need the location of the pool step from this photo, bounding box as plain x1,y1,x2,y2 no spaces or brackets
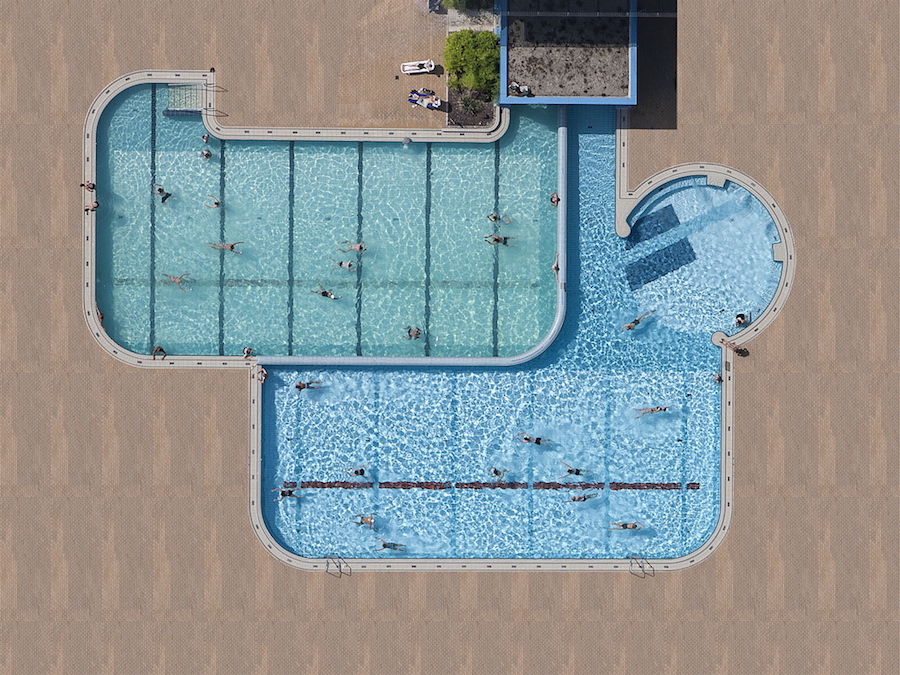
164,84,205,117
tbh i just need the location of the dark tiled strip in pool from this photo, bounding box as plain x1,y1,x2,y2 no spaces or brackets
287,141,296,355
148,84,158,349
491,141,501,356
292,481,700,491
423,143,433,356
217,140,227,355
354,142,364,356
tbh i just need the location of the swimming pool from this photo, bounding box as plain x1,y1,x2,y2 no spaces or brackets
93,84,559,360
252,107,788,566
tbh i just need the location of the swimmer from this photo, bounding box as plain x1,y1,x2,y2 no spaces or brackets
294,381,323,391
151,346,167,360
345,465,369,477
209,241,243,254
487,213,512,223
623,311,653,330
95,303,104,327
272,481,301,501
550,192,560,206
634,406,669,419
559,461,591,480
489,467,509,482
516,433,553,446
552,253,560,283
242,347,253,359
200,149,212,160
609,522,643,530
328,258,355,270
484,234,517,247
309,285,342,299
352,514,376,529
201,134,209,143
204,195,220,208
80,181,96,191
403,326,421,340
338,241,367,253
570,493,598,502
153,184,176,204
84,201,100,213
159,273,190,292
374,538,405,552
713,373,724,384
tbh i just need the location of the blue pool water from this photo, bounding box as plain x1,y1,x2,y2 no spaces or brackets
94,84,558,358
258,107,785,560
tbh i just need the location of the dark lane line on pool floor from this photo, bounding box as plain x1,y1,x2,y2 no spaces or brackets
287,141,296,355
491,141,501,356
355,142,363,356
217,140,227,355
148,83,158,351
423,143,433,356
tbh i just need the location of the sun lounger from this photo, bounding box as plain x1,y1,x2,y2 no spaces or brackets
401,60,435,75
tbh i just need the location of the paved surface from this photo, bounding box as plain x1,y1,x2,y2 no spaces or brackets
1,0,897,673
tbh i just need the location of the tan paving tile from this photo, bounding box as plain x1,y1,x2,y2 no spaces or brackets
1,0,897,673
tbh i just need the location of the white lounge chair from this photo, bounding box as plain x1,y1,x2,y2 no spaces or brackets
401,60,435,75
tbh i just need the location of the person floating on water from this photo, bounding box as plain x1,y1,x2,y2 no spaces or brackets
570,493,598,502
609,522,643,530
484,234,517,247
352,514,376,530
487,213,513,224
329,258,355,270
403,326,421,340
338,241,367,253
634,406,668,419
205,195,220,208
295,381,323,391
272,481,301,501
345,465,368,477
374,538,405,552
160,273,190,292
623,311,653,330
310,285,341,299
517,433,552,446
209,241,243,254
559,461,591,480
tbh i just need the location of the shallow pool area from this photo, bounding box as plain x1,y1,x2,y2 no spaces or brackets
93,84,559,359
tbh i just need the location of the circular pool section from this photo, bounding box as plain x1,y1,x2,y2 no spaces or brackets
622,175,785,338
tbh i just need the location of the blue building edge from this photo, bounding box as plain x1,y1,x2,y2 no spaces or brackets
497,0,637,107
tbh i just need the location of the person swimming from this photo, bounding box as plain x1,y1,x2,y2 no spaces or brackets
517,433,552,446
623,311,653,330
484,234,517,247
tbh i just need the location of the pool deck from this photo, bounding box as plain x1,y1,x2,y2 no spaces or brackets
2,0,898,672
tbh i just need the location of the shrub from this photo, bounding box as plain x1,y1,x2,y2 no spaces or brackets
441,0,493,9
444,30,500,97
459,92,483,115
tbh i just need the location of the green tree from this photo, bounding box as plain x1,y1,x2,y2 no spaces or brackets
444,30,500,97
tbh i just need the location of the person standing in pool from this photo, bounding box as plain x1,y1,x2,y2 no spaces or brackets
374,538,405,552
153,184,176,204
403,326,421,340
200,149,212,160
352,514,376,529
623,311,653,330
550,192,560,206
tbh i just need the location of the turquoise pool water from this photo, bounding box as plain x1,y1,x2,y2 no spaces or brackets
258,107,784,560
94,84,558,358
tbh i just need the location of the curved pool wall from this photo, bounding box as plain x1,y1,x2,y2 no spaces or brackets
247,106,795,570
83,71,565,368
